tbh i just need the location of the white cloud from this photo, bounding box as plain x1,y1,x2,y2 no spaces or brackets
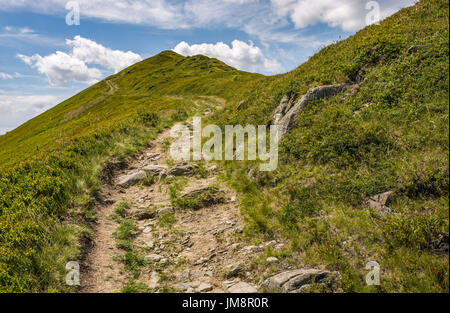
0,0,416,34
0,94,61,114
67,36,142,73
0,0,187,29
270,0,416,31
3,25,35,34
17,52,102,85
173,40,282,74
17,36,142,85
0,72,25,79
0,72,13,79
0,25,63,46
0,93,67,134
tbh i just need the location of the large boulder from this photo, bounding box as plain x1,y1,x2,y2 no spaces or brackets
173,282,191,292
196,283,213,293
117,171,147,188
145,254,163,262
148,271,160,289
262,269,330,292
272,92,296,119
101,159,128,184
272,84,347,138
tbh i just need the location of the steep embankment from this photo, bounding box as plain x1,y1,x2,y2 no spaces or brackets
0,0,448,293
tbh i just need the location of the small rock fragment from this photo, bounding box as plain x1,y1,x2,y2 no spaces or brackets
149,271,159,289
196,283,213,293
227,282,258,293
145,254,163,262
225,263,243,279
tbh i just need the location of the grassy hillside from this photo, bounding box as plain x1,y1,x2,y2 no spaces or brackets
0,0,448,292
0,52,261,168
211,0,449,292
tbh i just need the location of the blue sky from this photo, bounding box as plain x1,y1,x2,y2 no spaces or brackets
0,0,415,135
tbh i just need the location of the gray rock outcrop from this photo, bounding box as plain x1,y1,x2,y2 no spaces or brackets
168,163,199,176
272,84,347,138
142,164,167,176
262,269,330,292
117,171,147,188
364,191,393,216
431,232,449,254
224,263,244,279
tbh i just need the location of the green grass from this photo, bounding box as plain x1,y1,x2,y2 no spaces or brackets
169,183,224,211
113,220,137,241
0,0,448,292
121,280,149,293
158,211,176,228
110,200,131,222
214,0,449,292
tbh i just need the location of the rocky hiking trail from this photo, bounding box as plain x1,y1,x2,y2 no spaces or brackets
80,111,340,293
80,121,260,293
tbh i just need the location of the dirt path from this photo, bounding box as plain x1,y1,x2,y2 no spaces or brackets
105,79,118,95
80,126,174,292
60,79,118,125
79,115,270,293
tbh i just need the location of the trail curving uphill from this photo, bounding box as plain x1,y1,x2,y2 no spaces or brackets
79,114,262,293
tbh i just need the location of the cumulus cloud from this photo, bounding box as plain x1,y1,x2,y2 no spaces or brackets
17,36,142,85
17,52,102,85
67,36,142,73
173,40,282,74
